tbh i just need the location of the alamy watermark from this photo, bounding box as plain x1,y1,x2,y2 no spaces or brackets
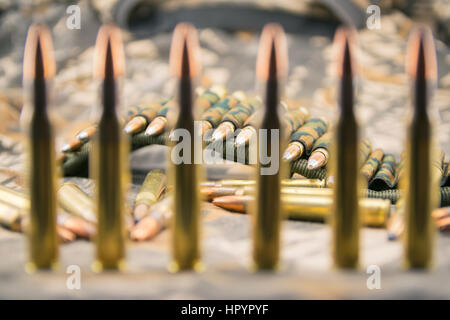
66,265,81,290
366,4,381,30
366,265,381,290
169,123,280,175
66,5,81,30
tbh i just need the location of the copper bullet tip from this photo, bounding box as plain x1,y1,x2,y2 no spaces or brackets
256,23,288,81
23,24,55,81
169,23,201,79
333,27,358,78
406,26,437,81
212,195,250,212
93,24,125,79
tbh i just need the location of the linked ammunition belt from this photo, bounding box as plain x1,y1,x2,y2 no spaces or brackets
61,129,450,207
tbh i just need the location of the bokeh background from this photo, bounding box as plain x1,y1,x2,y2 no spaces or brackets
0,0,449,169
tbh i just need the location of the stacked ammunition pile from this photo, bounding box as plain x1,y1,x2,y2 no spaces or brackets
0,21,449,274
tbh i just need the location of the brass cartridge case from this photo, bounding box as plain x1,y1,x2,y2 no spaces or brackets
329,28,362,269
91,102,129,272
250,23,288,271
133,170,167,221
200,178,325,188
22,25,59,271
168,23,203,272
0,185,30,210
134,170,166,208
90,25,129,271
212,194,389,228
283,196,389,228
0,200,23,231
402,27,439,269
57,183,97,223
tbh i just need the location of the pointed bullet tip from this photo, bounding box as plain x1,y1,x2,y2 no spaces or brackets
283,143,302,162
212,198,225,207
60,144,71,153
23,24,55,81
333,27,358,78
145,117,166,136
93,24,125,79
282,152,293,162
256,23,288,81
123,125,133,134
76,132,89,142
406,26,437,80
170,23,201,79
211,130,223,143
234,136,246,147
145,127,157,136
307,159,318,170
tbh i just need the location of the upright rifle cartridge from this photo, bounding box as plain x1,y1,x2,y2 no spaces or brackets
251,23,288,270
168,23,204,272
402,27,440,269
90,25,129,271
329,28,362,269
22,24,59,271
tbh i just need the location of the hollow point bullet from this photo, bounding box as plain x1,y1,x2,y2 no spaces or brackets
22,24,59,271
